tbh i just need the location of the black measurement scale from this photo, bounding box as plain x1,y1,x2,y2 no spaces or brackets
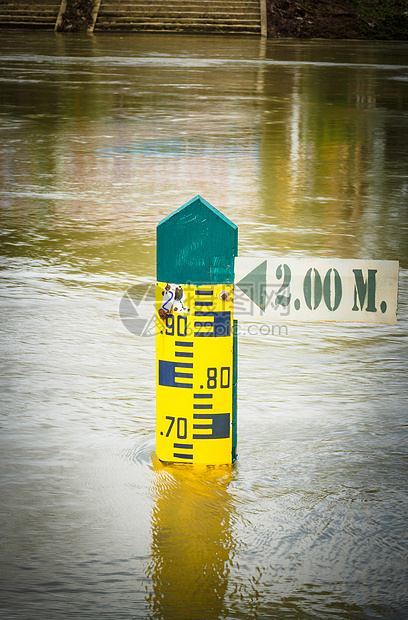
156,283,234,464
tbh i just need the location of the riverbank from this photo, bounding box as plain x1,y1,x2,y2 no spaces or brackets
1,0,407,38
267,0,408,39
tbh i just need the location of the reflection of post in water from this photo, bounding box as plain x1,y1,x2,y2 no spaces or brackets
146,459,236,620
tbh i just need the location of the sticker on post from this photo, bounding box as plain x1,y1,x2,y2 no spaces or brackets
158,283,190,320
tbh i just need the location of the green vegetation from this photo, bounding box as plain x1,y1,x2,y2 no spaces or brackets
267,0,408,39
59,0,94,32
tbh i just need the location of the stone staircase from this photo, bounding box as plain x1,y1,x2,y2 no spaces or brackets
95,0,261,35
0,0,263,35
0,0,60,28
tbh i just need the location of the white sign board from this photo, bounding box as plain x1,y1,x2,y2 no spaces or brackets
234,257,399,324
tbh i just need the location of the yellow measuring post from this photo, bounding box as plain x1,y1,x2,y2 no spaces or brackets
156,283,234,464
155,196,238,465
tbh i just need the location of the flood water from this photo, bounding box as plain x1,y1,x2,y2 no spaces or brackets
0,30,407,620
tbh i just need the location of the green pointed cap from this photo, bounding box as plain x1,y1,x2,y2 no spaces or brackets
156,195,238,285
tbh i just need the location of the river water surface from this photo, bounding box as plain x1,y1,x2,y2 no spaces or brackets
0,31,407,620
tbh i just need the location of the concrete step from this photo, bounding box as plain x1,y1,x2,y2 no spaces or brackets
101,9,259,17
0,2,57,6
100,1,260,7
100,12,260,21
0,10,57,16
0,0,58,4
0,4,58,9
97,20,261,32
99,16,259,24
99,3,259,10
0,20,57,27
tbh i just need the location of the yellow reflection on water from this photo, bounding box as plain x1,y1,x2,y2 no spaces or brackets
147,456,236,620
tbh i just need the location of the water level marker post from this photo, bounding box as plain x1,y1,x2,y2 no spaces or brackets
154,197,399,466
155,195,238,465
